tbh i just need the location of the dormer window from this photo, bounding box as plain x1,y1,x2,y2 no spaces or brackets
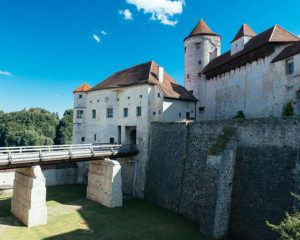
286,58,294,75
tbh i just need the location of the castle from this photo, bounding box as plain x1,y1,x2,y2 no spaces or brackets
185,19,300,119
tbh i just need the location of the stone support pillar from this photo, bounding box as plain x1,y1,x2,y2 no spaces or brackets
11,166,47,227
87,159,122,208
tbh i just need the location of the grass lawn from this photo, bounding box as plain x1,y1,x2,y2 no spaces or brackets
0,184,202,240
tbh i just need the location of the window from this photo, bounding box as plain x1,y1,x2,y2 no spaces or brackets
107,108,113,118
123,108,128,117
286,58,294,75
77,110,83,119
128,96,130,100
186,112,190,119
139,95,143,98
179,113,182,117
92,110,96,119
157,92,161,97
184,47,186,53
137,106,142,117
153,111,156,116
81,137,85,142
94,134,97,141
187,74,190,79
198,60,202,65
110,138,115,144
79,94,82,99
199,107,206,112
296,90,300,100
196,42,201,49
189,90,194,94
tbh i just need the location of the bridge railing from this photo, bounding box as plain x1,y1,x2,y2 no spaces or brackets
0,144,137,166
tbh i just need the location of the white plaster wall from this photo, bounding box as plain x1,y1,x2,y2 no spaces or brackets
184,35,221,108
204,45,297,119
231,36,252,55
162,99,196,122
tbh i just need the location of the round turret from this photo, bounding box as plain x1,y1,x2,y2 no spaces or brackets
184,19,221,116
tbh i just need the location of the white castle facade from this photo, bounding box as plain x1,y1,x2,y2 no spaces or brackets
184,19,300,120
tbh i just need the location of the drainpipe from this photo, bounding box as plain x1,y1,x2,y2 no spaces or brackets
129,160,138,198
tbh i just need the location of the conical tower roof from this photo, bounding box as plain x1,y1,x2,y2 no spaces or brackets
185,19,219,40
73,82,91,93
231,24,256,42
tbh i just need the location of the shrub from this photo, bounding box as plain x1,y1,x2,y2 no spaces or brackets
282,102,294,117
233,111,246,119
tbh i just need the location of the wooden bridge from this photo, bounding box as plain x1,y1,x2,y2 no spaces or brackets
0,143,137,170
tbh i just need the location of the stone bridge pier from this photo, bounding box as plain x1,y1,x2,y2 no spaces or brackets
11,166,47,227
10,159,123,227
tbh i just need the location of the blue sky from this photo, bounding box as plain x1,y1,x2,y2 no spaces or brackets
1,0,300,116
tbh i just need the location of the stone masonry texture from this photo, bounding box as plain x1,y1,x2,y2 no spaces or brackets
11,166,47,227
145,118,300,240
87,160,122,208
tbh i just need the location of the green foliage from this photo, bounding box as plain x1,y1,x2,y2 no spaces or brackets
282,102,294,117
54,109,73,145
267,194,300,240
0,108,73,147
233,111,246,119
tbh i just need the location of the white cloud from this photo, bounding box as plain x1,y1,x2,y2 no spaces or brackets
0,70,12,76
125,0,185,26
101,30,108,35
92,34,101,43
118,9,133,20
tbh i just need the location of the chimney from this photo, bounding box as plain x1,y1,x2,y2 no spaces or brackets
158,66,164,84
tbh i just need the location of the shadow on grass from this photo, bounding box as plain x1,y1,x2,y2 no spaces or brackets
1,185,201,240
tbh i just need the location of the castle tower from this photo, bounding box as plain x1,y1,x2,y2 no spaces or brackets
184,19,221,118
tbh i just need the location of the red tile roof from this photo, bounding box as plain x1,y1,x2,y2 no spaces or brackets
203,25,299,79
185,19,219,40
73,83,91,93
231,24,256,43
272,41,300,63
90,61,197,102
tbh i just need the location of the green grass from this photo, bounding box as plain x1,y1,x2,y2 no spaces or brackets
0,184,202,240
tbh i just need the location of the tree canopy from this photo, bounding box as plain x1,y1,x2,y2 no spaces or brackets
0,108,73,147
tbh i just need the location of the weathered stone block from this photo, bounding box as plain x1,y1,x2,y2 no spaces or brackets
11,166,47,227
87,160,122,208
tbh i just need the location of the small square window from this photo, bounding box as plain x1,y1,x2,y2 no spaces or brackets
139,95,143,98
110,138,115,144
189,90,193,94
97,99,100,102
107,108,113,118
128,97,130,100
94,134,97,141
137,106,142,117
153,111,156,116
157,92,161,97
198,61,202,65
117,98,120,101
77,110,83,119
90,101,92,103
199,107,206,112
81,137,85,142
123,108,128,117
187,74,190,79
179,113,182,117
79,94,82,99
196,42,201,49
286,58,294,75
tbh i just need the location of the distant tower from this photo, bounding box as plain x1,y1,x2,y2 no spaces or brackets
184,19,221,118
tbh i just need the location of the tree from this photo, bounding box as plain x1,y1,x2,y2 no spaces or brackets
267,194,300,240
54,109,73,145
282,102,294,117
